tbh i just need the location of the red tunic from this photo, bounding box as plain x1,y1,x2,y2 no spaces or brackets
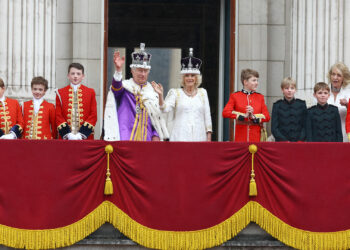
23,100,57,139
222,91,270,142
0,97,24,137
55,85,97,139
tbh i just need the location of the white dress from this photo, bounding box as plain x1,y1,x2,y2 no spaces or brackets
328,86,350,142
161,88,212,141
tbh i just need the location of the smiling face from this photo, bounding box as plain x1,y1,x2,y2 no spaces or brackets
243,76,259,92
183,74,197,88
330,67,344,89
67,67,85,85
32,84,46,99
131,68,150,85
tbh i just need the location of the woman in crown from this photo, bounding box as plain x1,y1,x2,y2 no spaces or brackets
152,49,212,141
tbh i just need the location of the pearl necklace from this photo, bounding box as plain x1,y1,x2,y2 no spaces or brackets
183,88,197,97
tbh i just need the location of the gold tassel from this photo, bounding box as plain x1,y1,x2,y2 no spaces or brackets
248,144,258,197
104,145,114,195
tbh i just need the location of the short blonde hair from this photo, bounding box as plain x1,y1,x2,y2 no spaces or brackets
314,82,330,93
181,74,202,88
327,62,350,88
281,77,296,89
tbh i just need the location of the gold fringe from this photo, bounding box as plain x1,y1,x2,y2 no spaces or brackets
0,201,349,249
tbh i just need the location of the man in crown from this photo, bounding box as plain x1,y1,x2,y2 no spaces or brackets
103,43,169,141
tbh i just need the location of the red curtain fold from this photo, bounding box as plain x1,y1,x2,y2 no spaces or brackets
0,140,349,233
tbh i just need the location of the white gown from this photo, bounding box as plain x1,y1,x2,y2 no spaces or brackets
161,88,212,141
328,86,350,142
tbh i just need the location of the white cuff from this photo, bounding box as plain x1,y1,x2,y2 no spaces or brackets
113,71,123,81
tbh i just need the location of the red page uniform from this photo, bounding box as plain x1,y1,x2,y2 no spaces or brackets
23,100,57,139
0,97,23,138
222,90,270,141
56,85,97,139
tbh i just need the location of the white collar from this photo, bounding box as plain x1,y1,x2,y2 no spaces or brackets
33,97,44,114
0,95,5,102
70,83,81,92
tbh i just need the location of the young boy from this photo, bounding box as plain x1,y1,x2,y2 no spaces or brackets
306,82,342,142
23,77,56,139
222,68,270,141
271,77,307,141
0,78,23,139
55,63,97,140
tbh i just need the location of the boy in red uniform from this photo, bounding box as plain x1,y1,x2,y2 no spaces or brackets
23,77,57,139
222,69,270,141
55,63,97,140
0,78,23,139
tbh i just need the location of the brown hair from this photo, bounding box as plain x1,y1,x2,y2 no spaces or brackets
0,78,4,88
241,69,259,85
327,62,350,88
314,82,330,93
68,63,84,74
31,76,48,90
281,77,297,89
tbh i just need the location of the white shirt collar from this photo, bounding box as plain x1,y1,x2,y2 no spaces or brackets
0,95,5,106
33,97,44,114
70,83,81,92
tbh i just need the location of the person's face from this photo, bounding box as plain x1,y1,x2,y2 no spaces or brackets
282,85,296,100
330,67,344,89
32,84,46,99
183,74,197,88
131,68,150,84
314,89,330,105
67,67,84,85
0,87,5,98
243,76,259,92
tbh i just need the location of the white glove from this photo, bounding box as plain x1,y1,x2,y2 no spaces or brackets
0,133,16,140
67,133,78,140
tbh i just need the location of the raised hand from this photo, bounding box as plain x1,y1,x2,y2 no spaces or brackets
151,81,164,97
114,50,125,72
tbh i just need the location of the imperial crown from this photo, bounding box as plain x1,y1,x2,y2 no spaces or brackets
130,43,152,69
180,48,202,75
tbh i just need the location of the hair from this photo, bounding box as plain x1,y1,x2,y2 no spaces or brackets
314,82,330,93
68,63,84,74
0,78,4,88
281,77,297,89
327,62,350,88
241,69,259,85
181,74,202,88
31,76,48,90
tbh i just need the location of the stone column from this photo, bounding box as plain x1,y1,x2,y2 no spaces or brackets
0,0,56,101
291,0,346,105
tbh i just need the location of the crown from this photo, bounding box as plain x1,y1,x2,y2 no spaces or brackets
130,43,152,69
180,48,202,75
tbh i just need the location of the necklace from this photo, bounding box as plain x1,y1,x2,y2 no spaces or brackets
331,85,341,93
183,88,197,97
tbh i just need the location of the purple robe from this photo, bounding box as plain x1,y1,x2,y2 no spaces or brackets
112,78,159,141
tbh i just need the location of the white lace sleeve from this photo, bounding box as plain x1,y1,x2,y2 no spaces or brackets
162,89,177,113
202,88,212,132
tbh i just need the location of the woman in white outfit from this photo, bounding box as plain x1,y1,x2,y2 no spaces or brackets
327,62,350,142
152,49,212,141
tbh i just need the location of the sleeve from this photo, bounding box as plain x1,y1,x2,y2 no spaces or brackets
305,110,313,142
271,102,288,141
161,89,177,113
335,107,343,142
49,104,57,139
222,94,244,120
10,100,24,138
298,102,307,141
257,96,270,123
55,92,71,138
203,89,212,132
111,71,125,100
79,89,97,139
346,98,350,134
